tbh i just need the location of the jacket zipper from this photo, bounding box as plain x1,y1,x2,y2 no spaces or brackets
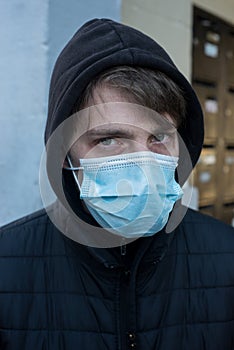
120,238,127,256
118,265,131,350
118,239,137,349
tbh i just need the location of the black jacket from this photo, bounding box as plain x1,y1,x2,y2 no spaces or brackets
0,206,234,349
1,18,234,349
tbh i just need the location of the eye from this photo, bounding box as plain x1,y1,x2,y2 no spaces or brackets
154,133,165,142
150,133,168,144
98,137,118,146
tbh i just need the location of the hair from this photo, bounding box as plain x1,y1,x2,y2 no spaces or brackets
72,65,186,127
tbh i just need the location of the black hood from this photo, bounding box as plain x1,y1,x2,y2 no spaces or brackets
43,18,204,245
45,18,204,210
45,18,204,167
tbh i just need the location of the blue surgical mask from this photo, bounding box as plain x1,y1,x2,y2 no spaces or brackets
67,151,183,238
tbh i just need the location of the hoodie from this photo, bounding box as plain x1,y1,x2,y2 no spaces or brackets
45,18,204,174
44,18,204,231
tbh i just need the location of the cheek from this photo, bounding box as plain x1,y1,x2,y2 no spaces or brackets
70,141,90,161
153,137,179,157
166,132,179,157
173,137,180,157
77,170,83,187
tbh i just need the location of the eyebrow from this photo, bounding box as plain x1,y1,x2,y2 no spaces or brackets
84,123,176,139
85,128,135,139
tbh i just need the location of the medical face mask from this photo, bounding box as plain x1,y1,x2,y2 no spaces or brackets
67,151,183,238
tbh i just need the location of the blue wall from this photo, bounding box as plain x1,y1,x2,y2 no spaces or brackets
0,1,48,226
0,0,121,226
48,0,121,79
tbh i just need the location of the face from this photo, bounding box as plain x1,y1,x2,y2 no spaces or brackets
68,85,179,165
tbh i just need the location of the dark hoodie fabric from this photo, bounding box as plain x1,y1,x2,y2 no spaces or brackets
1,18,234,350
45,18,203,222
45,18,203,179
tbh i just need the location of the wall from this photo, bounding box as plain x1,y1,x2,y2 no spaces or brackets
122,0,192,79
122,0,234,80
193,0,234,26
0,1,48,226
0,0,121,226
48,0,121,79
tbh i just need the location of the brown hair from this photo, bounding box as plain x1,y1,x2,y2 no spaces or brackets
72,66,186,126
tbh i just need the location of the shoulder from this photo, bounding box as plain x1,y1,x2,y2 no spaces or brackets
0,205,65,256
183,207,234,232
0,207,48,232
184,207,232,224
179,207,234,252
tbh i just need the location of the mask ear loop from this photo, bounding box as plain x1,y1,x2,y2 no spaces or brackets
64,155,83,192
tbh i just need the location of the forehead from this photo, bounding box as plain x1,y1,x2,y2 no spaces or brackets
71,85,176,136
72,103,175,140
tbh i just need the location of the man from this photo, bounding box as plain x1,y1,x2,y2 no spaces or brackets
0,18,234,350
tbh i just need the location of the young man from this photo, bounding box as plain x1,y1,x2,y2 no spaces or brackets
1,19,234,350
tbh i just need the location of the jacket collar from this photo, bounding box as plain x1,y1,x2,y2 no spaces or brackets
51,200,176,268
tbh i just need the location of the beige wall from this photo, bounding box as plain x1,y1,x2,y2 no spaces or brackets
194,0,234,26
122,0,234,81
